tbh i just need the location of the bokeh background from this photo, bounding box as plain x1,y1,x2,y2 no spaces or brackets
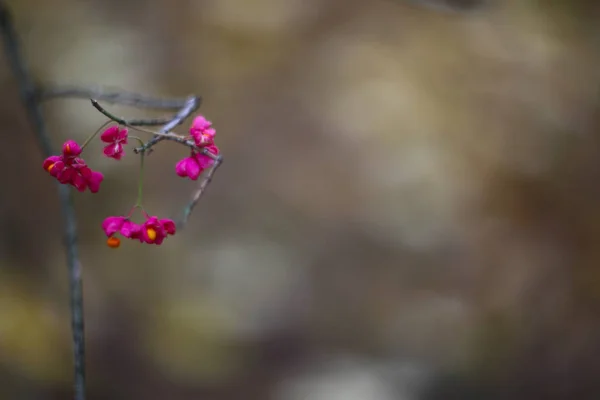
2,0,600,399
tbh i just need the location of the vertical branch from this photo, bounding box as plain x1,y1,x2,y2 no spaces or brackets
0,3,86,400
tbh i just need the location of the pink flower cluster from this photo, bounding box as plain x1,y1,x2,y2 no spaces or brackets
102,214,176,247
176,115,220,180
43,140,104,193
42,113,219,248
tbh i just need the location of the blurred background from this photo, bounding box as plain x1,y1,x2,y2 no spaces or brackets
2,0,600,398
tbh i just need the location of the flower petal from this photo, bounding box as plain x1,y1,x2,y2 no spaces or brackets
102,216,126,236
175,158,189,177
186,159,202,180
196,154,214,171
195,145,219,170
160,219,176,235
87,171,104,193
43,155,60,170
175,157,201,180
117,127,128,141
204,128,216,138
62,140,82,157
121,220,141,239
58,167,75,184
190,115,211,133
79,166,92,179
103,143,123,159
141,217,166,244
71,173,87,192
100,126,119,142
44,157,65,177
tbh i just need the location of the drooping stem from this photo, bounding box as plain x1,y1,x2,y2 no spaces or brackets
126,135,146,208
136,151,145,207
81,119,112,150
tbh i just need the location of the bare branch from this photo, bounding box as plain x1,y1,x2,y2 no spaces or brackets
38,84,201,110
138,95,201,152
0,3,86,400
90,99,174,126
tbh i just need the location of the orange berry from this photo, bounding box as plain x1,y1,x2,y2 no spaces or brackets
106,237,120,248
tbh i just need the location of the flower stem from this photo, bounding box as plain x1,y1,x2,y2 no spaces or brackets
81,119,112,150
131,135,147,208
129,135,145,147
135,150,145,207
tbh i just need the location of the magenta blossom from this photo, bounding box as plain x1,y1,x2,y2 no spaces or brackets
189,115,216,147
102,216,127,237
59,160,104,193
43,140,104,193
102,214,175,247
100,126,128,160
43,155,65,178
43,140,81,178
175,145,219,181
102,216,142,239
141,216,176,245
62,140,82,158
190,115,212,133
102,216,143,248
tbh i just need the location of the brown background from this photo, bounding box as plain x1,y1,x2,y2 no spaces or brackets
1,0,600,399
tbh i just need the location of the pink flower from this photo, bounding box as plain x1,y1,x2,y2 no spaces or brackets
101,216,143,244
161,219,176,235
102,216,142,239
102,214,175,247
80,166,104,193
140,216,176,245
175,156,201,180
189,115,216,147
43,155,65,178
142,217,176,245
62,140,82,158
175,145,219,181
100,126,128,160
140,217,165,245
43,140,104,193
190,115,212,133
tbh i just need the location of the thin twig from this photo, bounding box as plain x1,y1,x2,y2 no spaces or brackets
38,84,200,110
89,99,173,126
119,117,173,127
0,3,86,400
137,95,200,153
178,156,223,228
